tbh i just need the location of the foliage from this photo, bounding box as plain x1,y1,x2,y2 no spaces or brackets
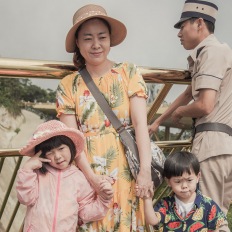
0,78,56,117
14,128,21,134
228,204,232,231
153,128,192,141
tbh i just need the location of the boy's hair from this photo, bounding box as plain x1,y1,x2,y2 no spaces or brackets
35,135,76,174
164,151,200,179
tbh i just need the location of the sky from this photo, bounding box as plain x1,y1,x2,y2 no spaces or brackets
0,0,232,102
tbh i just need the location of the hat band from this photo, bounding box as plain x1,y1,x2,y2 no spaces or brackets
73,11,107,24
181,11,216,24
183,2,217,17
185,0,218,10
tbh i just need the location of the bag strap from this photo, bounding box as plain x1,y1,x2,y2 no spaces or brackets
79,68,139,157
79,68,124,132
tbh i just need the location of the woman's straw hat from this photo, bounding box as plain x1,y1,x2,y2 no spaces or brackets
20,120,85,157
65,4,127,53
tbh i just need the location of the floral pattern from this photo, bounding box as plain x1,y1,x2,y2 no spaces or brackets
56,62,148,231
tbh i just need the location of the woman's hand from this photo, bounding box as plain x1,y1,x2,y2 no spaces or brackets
135,182,154,199
135,169,153,198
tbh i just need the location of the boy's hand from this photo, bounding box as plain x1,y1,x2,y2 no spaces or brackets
22,151,51,171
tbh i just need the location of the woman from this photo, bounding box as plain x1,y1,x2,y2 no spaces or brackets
56,4,152,231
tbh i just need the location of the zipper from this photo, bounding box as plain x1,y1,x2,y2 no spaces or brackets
52,170,61,232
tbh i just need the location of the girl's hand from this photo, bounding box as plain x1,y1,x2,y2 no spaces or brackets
99,180,114,200
90,174,114,199
22,151,51,171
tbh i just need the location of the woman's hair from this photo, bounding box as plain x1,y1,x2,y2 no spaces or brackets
35,135,76,174
163,151,200,179
73,18,111,70
189,17,215,33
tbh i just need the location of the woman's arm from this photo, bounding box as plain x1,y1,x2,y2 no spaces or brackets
60,114,113,198
130,96,152,197
60,114,95,180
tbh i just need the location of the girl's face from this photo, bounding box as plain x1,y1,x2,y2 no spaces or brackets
76,18,111,67
45,144,71,170
166,170,200,203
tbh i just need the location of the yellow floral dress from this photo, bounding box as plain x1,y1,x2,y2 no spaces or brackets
56,62,148,232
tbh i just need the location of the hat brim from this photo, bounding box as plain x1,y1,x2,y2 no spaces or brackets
174,17,191,29
20,128,85,157
65,15,127,53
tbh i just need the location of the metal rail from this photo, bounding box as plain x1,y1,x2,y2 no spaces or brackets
0,57,192,232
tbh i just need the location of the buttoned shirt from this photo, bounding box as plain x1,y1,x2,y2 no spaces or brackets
188,34,232,161
154,190,226,231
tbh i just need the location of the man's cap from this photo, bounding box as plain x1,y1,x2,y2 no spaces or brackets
174,0,218,29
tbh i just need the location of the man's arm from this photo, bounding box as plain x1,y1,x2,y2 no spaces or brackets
171,88,217,123
149,85,192,133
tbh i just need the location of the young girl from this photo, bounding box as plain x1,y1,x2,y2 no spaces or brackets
16,120,113,232
142,151,227,231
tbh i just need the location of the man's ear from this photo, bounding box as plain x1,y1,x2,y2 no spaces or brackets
196,18,204,28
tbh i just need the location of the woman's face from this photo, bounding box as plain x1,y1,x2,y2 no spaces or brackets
76,18,111,66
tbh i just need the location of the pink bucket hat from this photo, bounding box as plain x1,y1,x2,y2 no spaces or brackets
20,120,85,157
65,4,127,53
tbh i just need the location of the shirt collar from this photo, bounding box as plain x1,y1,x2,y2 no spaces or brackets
187,34,219,63
171,189,203,209
194,189,203,208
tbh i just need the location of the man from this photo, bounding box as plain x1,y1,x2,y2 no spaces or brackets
149,1,232,231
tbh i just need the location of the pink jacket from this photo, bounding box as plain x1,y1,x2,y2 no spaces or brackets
16,165,111,232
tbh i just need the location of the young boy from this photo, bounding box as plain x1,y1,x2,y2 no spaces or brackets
143,151,227,231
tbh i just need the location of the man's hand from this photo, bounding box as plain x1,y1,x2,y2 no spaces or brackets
148,120,160,135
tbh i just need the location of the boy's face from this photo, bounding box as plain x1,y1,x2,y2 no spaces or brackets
166,170,200,203
45,144,72,170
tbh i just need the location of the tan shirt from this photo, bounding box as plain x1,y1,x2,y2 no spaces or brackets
188,34,232,161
